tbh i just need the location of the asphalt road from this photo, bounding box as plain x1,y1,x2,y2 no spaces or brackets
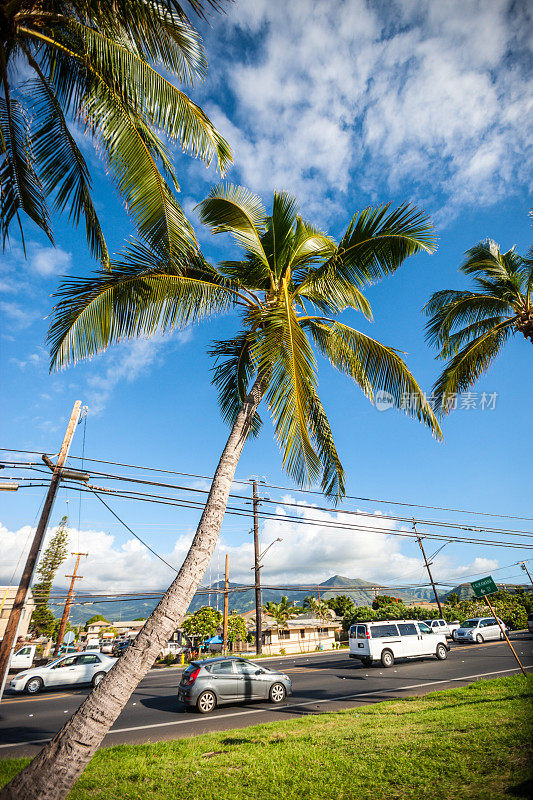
1,635,531,759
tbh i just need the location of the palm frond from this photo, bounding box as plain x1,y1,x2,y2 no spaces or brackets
0,58,52,247
296,266,373,319
198,184,272,273
48,244,236,369
307,320,442,439
424,291,513,354
260,191,298,281
209,331,262,436
24,61,108,265
431,322,514,413
327,203,437,286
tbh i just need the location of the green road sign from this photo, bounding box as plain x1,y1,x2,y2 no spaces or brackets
471,575,498,598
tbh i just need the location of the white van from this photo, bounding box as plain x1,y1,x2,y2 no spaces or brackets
349,620,449,667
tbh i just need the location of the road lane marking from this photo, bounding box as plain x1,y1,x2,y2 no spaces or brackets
1,663,530,751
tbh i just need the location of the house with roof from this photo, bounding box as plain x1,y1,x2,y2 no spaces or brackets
240,610,339,655
0,587,35,642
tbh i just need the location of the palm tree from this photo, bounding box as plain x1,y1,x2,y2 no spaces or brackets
263,596,300,628
425,239,533,412
302,596,332,620
3,187,441,799
0,0,230,262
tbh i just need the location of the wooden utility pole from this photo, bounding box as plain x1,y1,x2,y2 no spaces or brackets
483,594,526,677
53,552,88,656
519,561,533,587
0,401,82,700
413,519,444,617
222,554,229,656
252,480,262,655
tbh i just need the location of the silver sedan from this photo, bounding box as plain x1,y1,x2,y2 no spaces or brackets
178,656,293,713
9,652,116,694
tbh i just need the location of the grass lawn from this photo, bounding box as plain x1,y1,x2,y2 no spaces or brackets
1,675,531,800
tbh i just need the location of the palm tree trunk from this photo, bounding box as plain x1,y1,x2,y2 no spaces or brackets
1,374,268,800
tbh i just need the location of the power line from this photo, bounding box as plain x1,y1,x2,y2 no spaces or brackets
2,447,532,523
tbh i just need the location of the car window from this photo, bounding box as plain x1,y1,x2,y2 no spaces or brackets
77,654,100,665
398,623,417,636
54,656,77,669
208,661,235,675
462,620,478,628
418,622,432,634
356,625,367,639
17,647,31,655
233,660,258,675
370,624,399,638
439,621,446,626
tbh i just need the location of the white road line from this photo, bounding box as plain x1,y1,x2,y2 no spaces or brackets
1,663,530,750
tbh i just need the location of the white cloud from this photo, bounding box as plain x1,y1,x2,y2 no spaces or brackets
30,246,71,277
9,345,47,370
0,301,37,329
206,0,531,223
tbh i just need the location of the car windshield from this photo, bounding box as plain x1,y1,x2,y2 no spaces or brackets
462,620,479,628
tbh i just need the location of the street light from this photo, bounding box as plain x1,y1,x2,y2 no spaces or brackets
251,538,283,569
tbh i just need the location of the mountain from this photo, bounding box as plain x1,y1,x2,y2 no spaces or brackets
441,582,531,602
61,574,437,625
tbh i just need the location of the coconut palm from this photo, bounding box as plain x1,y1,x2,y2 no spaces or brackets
425,239,533,413
0,0,230,262
302,596,332,619
3,187,441,799
263,596,300,628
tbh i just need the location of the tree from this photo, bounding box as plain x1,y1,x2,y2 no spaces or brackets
0,0,230,263
445,592,459,607
425,238,533,412
227,613,247,645
5,189,441,799
30,517,69,638
181,606,222,643
263,596,301,628
372,595,402,610
302,596,332,619
326,595,355,618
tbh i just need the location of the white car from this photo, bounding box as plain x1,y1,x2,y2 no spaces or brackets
453,617,507,644
423,619,460,639
349,620,449,667
9,652,116,694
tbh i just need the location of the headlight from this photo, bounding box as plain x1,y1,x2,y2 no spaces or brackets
282,674,289,681
14,673,27,680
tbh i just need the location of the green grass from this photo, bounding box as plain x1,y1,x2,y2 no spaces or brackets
1,675,531,799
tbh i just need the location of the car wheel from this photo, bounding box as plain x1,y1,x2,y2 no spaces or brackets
269,683,286,704
92,672,106,688
25,677,43,695
476,634,484,644
196,691,216,714
361,656,373,667
381,649,394,668
436,643,447,660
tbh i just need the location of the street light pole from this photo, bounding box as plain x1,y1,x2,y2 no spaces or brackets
53,552,88,656
0,401,83,700
252,480,262,655
519,561,533,587
222,554,229,656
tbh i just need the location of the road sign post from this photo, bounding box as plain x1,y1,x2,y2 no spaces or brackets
470,576,526,677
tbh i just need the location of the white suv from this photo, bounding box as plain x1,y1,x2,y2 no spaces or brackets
453,617,506,644
349,620,449,667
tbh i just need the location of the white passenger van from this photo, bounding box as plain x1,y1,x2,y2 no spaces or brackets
349,620,449,667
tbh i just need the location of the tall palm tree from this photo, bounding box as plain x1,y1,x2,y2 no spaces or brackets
425,239,533,412
302,596,332,620
3,186,441,799
0,0,230,263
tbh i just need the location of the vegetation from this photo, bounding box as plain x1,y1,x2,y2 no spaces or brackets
301,596,333,619
9,189,443,799
263,596,301,628
227,613,247,645
1,676,530,799
343,590,532,631
425,237,533,411
372,594,402,609
182,606,222,643
325,594,355,617
0,0,230,261
84,615,110,631
30,516,69,638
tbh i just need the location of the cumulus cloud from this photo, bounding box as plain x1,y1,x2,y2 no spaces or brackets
30,246,71,277
205,0,531,223
2,499,492,597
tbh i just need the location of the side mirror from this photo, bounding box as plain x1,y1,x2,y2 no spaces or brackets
255,668,265,675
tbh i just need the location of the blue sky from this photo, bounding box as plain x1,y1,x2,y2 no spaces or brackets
1,0,532,599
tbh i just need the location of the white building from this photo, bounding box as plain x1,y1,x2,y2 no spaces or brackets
0,587,35,642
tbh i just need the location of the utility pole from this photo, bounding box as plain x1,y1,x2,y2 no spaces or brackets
519,561,533,587
53,552,88,656
252,479,262,655
413,519,444,617
222,554,229,656
0,401,82,700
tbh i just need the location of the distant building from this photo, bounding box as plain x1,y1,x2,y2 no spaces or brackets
0,587,35,641
241,611,339,655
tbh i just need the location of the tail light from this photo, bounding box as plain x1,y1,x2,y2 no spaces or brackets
186,667,200,686
365,629,370,639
